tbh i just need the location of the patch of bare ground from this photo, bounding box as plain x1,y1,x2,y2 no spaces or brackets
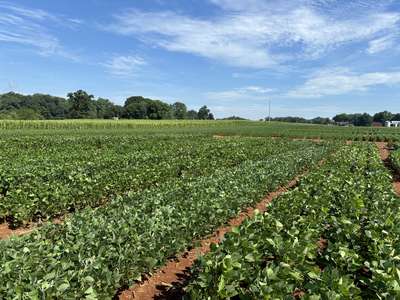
118,160,326,300
375,142,400,196
212,134,225,139
0,217,64,240
0,223,35,240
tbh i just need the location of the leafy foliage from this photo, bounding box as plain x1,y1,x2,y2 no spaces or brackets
0,140,331,299
1,119,400,142
0,92,213,120
0,136,312,226
390,146,400,172
187,144,400,299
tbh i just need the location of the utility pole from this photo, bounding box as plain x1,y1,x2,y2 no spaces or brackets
268,99,271,122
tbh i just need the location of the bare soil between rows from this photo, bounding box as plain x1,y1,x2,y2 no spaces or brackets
0,223,34,240
118,162,325,300
375,142,400,196
0,217,63,240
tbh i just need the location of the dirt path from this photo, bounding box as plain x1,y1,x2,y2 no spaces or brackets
0,223,35,240
118,161,325,300
375,142,400,196
0,217,63,240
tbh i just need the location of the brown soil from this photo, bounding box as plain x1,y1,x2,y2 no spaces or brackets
394,182,400,195
375,142,400,196
376,142,390,161
0,217,64,240
317,238,328,253
118,165,323,300
292,138,322,143
0,223,35,240
293,289,305,299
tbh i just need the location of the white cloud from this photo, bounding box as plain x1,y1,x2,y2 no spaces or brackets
102,55,146,77
367,34,398,54
0,2,81,58
105,1,400,68
206,86,273,101
287,68,400,98
209,0,268,11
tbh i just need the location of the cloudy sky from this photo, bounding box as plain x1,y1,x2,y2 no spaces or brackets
1,0,400,119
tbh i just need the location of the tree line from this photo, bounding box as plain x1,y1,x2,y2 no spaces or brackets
271,111,400,126
0,90,214,120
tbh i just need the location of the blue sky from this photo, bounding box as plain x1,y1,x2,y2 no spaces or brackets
1,0,400,119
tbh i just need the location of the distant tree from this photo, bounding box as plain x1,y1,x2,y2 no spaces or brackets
272,116,309,123
123,96,173,119
333,113,351,123
67,90,96,119
392,113,400,121
222,116,247,120
0,92,68,119
124,101,148,119
171,102,187,119
373,111,393,124
112,105,124,118
95,98,117,119
124,96,147,107
311,117,331,125
354,113,373,126
207,113,215,120
198,105,214,120
147,100,172,119
15,108,42,120
186,110,198,120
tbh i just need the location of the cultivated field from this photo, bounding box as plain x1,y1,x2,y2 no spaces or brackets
1,120,400,299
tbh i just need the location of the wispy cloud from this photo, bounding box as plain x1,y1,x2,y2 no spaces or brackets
367,34,399,54
287,68,400,98
0,1,82,59
206,86,273,101
101,55,146,77
105,1,400,68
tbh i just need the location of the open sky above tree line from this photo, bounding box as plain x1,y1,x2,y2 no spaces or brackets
1,0,400,119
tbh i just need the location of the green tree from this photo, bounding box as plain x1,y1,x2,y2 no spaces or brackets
198,105,211,120
373,111,393,124
67,90,96,119
392,113,400,121
95,98,116,119
123,96,173,119
124,102,148,119
333,113,351,123
171,102,187,119
354,113,373,126
186,110,199,120
15,108,42,120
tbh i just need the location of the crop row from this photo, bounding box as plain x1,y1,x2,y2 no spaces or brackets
187,143,400,299
390,145,400,173
2,120,400,142
0,142,332,299
0,136,310,226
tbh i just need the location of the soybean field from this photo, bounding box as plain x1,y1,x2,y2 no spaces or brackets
1,120,400,299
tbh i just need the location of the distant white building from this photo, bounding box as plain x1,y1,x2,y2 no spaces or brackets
385,121,400,127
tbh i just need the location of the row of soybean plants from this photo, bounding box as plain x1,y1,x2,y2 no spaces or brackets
391,144,400,171
187,143,400,299
0,135,306,227
0,141,332,299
